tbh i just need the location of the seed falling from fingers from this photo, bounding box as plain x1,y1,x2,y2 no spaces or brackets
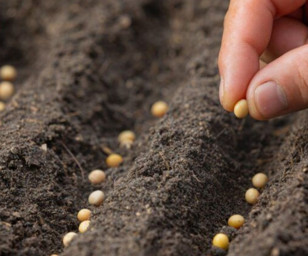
0,65,17,81
245,188,260,204
0,81,14,100
151,101,168,117
88,169,106,185
79,220,90,233
0,102,5,112
106,153,123,167
234,99,249,118
63,232,77,247
88,190,104,206
212,233,229,250
252,173,268,188
228,214,245,229
77,209,91,222
118,130,135,143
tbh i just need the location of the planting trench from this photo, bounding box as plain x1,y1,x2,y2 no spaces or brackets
0,0,307,255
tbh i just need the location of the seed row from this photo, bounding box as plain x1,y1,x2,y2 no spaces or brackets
0,65,17,112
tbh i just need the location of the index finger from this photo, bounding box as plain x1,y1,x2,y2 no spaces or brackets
218,0,306,111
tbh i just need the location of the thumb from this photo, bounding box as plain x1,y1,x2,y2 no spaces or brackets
247,45,308,120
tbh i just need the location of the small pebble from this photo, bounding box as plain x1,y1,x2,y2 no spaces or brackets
79,220,90,233
228,214,245,229
0,65,17,81
151,101,168,117
0,81,14,100
77,209,91,222
88,169,106,185
0,101,5,111
118,130,135,143
234,99,249,118
63,232,77,247
245,188,260,204
212,233,229,250
106,153,123,167
252,173,268,188
88,190,104,206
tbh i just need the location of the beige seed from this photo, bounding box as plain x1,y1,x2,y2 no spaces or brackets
106,153,123,168
0,101,5,112
252,173,268,188
77,209,91,222
0,81,14,100
0,65,17,81
228,214,245,229
50,254,58,256
245,188,260,204
88,169,106,185
79,220,90,233
88,190,104,206
212,233,229,250
234,99,249,119
151,101,168,118
62,232,77,247
118,130,135,143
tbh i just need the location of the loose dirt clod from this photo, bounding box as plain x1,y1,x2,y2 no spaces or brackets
0,101,5,111
106,154,123,167
0,81,14,100
79,220,91,233
0,65,17,81
252,173,268,188
88,190,104,206
77,209,91,222
212,233,229,250
63,232,77,247
88,169,106,185
245,188,260,205
228,214,245,229
234,99,249,119
151,101,169,117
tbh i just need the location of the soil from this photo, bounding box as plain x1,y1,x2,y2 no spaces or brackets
0,0,307,256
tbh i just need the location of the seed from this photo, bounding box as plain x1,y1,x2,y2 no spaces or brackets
252,173,268,188
79,220,90,233
106,153,123,167
228,214,245,229
212,233,229,250
77,209,91,222
50,254,58,256
88,190,104,206
63,232,77,247
118,130,135,143
0,81,14,100
0,65,17,81
151,101,168,117
0,101,5,112
245,188,260,204
234,99,249,119
88,169,106,185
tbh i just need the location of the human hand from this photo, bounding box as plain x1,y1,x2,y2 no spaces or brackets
218,0,308,120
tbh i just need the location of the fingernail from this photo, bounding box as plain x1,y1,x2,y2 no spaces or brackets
219,77,224,102
255,81,288,118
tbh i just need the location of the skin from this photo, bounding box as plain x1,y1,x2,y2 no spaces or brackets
219,0,308,120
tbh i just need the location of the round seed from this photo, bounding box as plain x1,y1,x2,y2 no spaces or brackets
0,81,14,100
151,101,168,117
63,232,77,247
50,254,58,256
0,65,17,81
79,220,90,233
212,233,229,250
118,130,135,143
77,209,91,222
234,99,249,119
88,190,104,206
228,214,245,229
245,188,260,204
0,101,5,112
252,173,268,188
88,169,106,185
106,153,123,167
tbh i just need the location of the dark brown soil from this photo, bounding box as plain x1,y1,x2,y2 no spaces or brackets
0,1,307,256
